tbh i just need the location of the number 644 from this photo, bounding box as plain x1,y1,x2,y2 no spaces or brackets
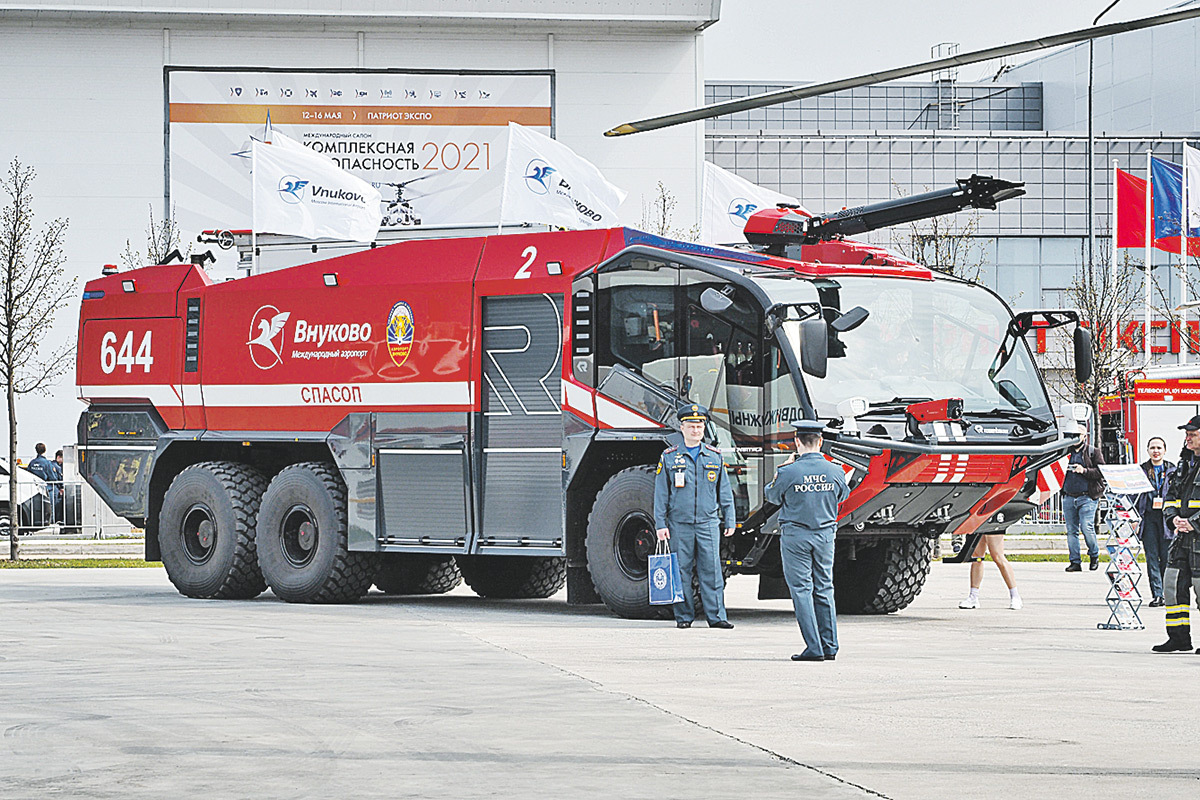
101,330,153,374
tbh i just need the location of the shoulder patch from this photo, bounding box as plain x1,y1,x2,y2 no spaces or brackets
663,445,677,454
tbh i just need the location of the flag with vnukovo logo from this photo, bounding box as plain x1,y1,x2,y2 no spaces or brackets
701,161,805,245
500,122,627,229
252,130,382,243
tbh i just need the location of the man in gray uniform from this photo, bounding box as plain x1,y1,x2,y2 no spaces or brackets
654,404,737,629
765,419,849,661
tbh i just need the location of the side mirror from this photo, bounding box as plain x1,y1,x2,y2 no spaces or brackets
799,318,828,378
831,305,869,333
700,287,734,314
1073,326,1094,384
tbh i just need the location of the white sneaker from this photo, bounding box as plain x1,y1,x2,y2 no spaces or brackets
1009,596,1023,610
959,596,979,609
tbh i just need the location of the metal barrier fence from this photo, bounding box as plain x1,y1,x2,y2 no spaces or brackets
4,476,133,539
1022,493,1066,527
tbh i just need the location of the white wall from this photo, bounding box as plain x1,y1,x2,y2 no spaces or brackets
0,11,708,454
1007,14,1200,133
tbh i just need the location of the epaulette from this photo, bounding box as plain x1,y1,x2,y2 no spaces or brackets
662,445,677,454
703,443,721,453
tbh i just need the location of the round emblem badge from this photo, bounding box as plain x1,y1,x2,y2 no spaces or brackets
652,568,668,590
387,302,414,367
707,471,717,482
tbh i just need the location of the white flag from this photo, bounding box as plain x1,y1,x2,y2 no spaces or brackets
252,132,382,243
1185,143,1200,232
500,123,627,229
701,161,805,244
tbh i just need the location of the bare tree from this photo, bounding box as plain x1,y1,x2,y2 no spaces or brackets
1045,236,1143,428
887,184,987,281
120,203,188,269
1,159,74,560
639,181,699,242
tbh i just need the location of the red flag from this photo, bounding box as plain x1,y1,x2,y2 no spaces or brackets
1148,235,1200,256
1116,169,1146,248
1116,167,1200,255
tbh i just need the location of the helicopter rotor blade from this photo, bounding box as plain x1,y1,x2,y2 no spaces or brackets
604,6,1200,137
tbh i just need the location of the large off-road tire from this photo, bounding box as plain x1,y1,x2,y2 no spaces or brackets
256,462,374,603
585,466,671,620
454,555,566,599
158,461,268,599
374,553,462,595
834,534,933,615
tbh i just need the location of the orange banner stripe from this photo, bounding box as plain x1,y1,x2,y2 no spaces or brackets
169,103,550,126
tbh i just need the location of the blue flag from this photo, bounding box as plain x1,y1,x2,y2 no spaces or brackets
1150,156,1200,239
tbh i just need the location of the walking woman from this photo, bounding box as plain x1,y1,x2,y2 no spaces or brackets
958,534,1022,610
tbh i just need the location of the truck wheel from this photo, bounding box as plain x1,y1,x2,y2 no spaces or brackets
256,462,374,603
374,553,462,595
158,461,268,599
585,466,671,620
454,555,566,599
834,534,933,615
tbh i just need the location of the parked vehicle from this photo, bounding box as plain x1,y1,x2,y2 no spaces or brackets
75,176,1092,615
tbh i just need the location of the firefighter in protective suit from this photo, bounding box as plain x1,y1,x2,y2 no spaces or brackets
1153,414,1200,654
654,404,737,629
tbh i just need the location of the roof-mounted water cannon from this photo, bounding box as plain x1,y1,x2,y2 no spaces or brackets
744,174,1025,255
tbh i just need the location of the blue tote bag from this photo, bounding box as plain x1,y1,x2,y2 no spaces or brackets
648,538,685,605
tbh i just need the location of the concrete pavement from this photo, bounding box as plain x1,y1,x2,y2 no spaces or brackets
2,562,1199,799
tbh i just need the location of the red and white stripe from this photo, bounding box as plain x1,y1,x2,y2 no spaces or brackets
931,453,970,483
1030,456,1068,506
561,378,666,430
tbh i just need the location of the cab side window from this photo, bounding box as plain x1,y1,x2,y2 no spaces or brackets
596,258,678,386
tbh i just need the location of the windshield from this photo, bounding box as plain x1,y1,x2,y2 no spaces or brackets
761,275,1052,423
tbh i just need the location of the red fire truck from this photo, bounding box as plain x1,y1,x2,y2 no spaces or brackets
1101,367,1200,465
75,175,1092,617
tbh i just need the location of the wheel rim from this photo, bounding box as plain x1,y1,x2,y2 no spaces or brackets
614,511,655,580
280,504,318,567
181,504,217,565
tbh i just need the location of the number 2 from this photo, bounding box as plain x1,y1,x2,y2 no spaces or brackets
515,246,537,279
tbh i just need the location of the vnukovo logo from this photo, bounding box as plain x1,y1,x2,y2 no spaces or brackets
278,176,309,205
523,158,605,223
387,301,415,367
278,175,366,208
248,305,291,369
247,304,373,370
523,159,555,195
728,197,759,224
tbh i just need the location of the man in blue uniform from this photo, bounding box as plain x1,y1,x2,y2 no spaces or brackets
765,419,850,661
654,404,737,629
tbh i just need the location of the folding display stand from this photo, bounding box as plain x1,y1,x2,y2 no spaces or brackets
1097,492,1145,631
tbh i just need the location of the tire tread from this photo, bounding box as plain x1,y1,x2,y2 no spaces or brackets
161,461,267,600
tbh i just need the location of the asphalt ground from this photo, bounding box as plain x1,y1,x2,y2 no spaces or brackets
2,562,1199,799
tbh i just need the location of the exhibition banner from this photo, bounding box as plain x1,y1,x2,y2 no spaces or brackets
167,69,553,239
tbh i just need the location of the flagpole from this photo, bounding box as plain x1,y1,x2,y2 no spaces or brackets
251,142,258,276
1183,140,1189,366
1146,148,1153,369
1111,159,1118,363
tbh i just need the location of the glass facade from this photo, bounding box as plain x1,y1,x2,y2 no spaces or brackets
705,81,1043,132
